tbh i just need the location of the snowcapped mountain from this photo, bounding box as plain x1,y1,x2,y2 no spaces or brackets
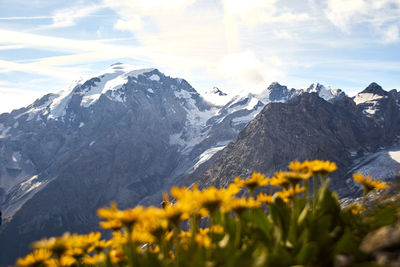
0,63,351,264
202,87,231,106
303,83,345,101
195,83,400,198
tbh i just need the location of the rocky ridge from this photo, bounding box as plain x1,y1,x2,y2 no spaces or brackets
195,83,400,197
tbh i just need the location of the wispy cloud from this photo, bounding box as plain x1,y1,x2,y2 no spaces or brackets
0,29,148,55
0,44,25,50
325,0,400,43
0,0,399,113
0,59,86,80
0,16,52,20
42,4,105,28
102,0,304,91
0,29,211,82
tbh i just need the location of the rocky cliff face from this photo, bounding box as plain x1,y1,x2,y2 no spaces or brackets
0,65,226,264
195,85,400,196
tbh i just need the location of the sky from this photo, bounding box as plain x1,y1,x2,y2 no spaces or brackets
0,0,400,113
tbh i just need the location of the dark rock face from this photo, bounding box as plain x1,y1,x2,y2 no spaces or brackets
361,82,389,96
0,69,200,264
1,67,238,264
2,66,315,264
266,82,291,101
195,88,400,195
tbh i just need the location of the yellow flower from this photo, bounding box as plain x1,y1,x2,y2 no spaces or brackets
305,160,337,177
278,171,311,185
276,185,305,202
67,232,101,254
170,185,198,202
171,184,238,217
178,231,191,250
109,249,126,265
178,231,191,239
170,185,202,218
198,185,238,215
169,250,176,260
195,228,212,248
288,161,310,173
33,233,70,258
65,247,84,259
45,255,76,267
130,229,156,243
88,239,112,253
99,220,122,231
165,231,174,242
270,172,290,189
347,203,365,215
117,206,145,228
149,245,160,254
16,249,51,267
353,173,388,194
97,202,119,221
143,212,169,241
210,225,224,234
163,203,190,226
110,231,128,248
229,197,261,216
234,172,269,192
98,203,145,229
257,193,274,204
82,253,106,265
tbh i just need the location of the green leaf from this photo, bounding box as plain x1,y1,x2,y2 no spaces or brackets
297,205,310,227
295,241,318,265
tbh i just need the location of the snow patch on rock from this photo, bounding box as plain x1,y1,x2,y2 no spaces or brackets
193,145,226,170
149,74,160,81
353,93,387,105
349,148,400,180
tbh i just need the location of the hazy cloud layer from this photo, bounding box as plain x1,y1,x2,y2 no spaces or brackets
0,0,399,112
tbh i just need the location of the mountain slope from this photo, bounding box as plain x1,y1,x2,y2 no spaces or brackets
195,85,400,196
0,65,221,264
0,64,353,265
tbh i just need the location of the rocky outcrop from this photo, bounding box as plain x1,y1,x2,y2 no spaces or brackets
195,85,400,195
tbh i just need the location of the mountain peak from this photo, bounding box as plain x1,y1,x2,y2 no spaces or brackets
207,87,227,96
203,87,231,106
268,81,283,88
307,83,325,91
263,82,289,101
361,82,388,96
104,63,156,76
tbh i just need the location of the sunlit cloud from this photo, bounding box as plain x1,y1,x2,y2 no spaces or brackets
0,87,45,113
325,0,400,42
219,51,283,91
0,59,86,80
0,45,26,50
0,16,51,20
42,4,106,28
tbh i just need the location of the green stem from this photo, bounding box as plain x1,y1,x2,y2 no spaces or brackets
313,175,318,211
126,227,137,267
289,187,297,243
234,216,242,248
304,180,310,204
190,215,199,244
250,188,255,199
